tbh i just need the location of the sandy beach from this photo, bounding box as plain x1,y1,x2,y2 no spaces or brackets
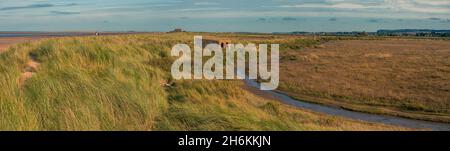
0,37,44,53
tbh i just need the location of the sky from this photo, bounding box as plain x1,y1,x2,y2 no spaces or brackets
0,0,449,32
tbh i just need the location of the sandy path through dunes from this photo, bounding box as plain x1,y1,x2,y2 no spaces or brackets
0,37,45,86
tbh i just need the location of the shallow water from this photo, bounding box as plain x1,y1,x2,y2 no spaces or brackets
0,34,35,37
244,78,450,131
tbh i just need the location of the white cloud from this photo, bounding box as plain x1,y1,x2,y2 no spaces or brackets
413,0,450,6
278,0,450,15
170,7,229,12
280,3,387,9
194,2,220,6
388,0,450,13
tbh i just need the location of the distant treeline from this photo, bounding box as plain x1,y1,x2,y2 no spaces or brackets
275,29,450,37
377,29,450,37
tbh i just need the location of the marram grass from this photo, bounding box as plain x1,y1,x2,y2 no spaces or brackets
0,33,408,130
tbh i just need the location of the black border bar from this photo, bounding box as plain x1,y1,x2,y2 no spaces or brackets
0,131,447,150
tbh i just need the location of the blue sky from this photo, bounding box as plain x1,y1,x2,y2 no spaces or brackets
0,0,449,32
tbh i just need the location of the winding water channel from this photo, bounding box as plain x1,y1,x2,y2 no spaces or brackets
244,79,450,131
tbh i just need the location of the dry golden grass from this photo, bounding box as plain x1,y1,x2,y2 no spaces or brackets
0,33,410,130
278,39,450,122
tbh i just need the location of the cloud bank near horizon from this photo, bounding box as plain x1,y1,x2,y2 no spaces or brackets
0,0,448,31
